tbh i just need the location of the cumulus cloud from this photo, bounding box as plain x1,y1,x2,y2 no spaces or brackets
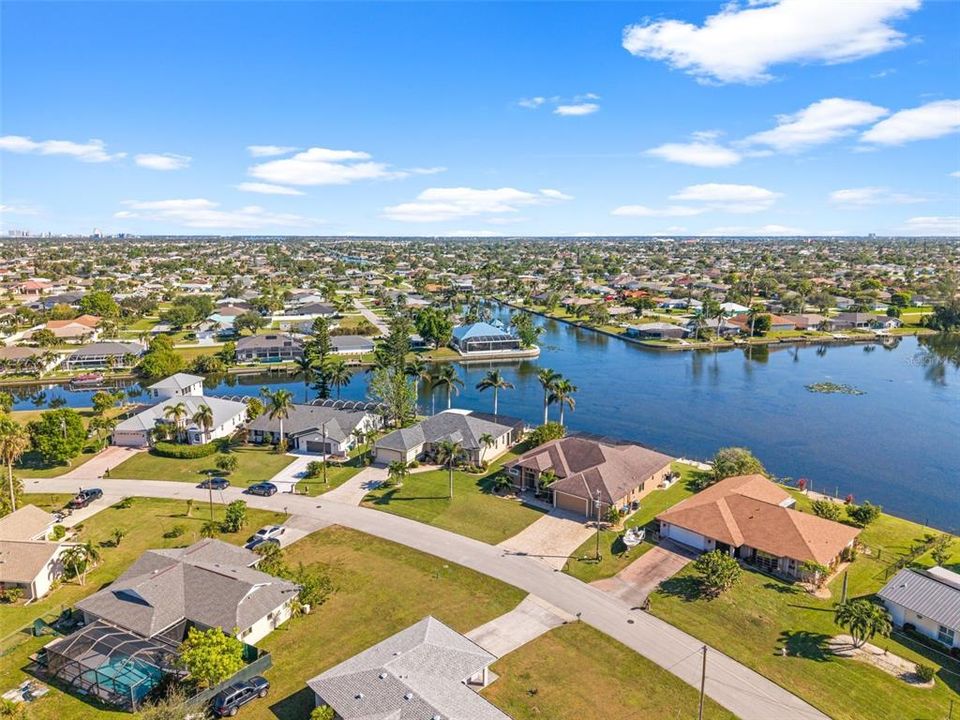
622,0,919,84
0,204,39,215
235,182,305,196
899,216,960,235
0,135,125,162
517,97,547,109
861,99,960,145
115,198,317,230
247,145,299,157
951,171,960,178
646,133,742,167
670,183,781,213
612,205,705,218
554,103,600,116
382,187,573,223
518,94,600,115
134,153,191,171
829,186,926,207
742,98,888,152
248,147,439,186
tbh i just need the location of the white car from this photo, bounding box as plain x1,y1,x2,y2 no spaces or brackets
245,525,285,549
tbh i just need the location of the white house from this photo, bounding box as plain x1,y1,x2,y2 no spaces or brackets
878,566,960,651
0,505,72,601
145,372,205,401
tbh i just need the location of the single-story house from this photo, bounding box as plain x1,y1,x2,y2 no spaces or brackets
331,335,375,355
720,302,750,316
236,333,304,362
15,280,52,295
878,566,960,650
286,302,337,318
0,346,59,373
36,291,85,311
374,409,521,465
62,342,144,370
872,316,902,330
247,403,380,455
113,390,247,447
657,474,860,580
504,435,675,518
38,314,101,342
825,312,876,330
450,322,522,355
307,616,507,720
779,313,826,330
0,505,71,601
145,372,205,401
728,314,797,333
625,322,688,340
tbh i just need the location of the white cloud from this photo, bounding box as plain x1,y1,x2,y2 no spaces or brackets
612,205,705,217
703,224,805,236
861,99,960,145
0,204,39,215
518,97,547,109
670,183,781,213
646,138,741,167
554,103,599,116
0,135,125,162
382,187,572,223
247,145,299,157
951,170,960,178
622,0,919,84
134,153,191,171
115,198,317,230
235,182,305,196
743,98,888,152
900,216,960,235
829,186,926,207
248,147,436,186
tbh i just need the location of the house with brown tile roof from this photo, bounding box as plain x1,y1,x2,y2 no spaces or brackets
41,314,102,342
504,435,674,518
657,474,860,580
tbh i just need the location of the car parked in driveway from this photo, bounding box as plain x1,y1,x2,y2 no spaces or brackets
244,525,285,549
245,482,278,497
211,675,269,717
68,488,103,508
198,477,230,490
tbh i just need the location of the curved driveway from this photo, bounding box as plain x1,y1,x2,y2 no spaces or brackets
30,474,828,720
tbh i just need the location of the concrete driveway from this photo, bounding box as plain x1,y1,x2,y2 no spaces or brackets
592,540,696,606
264,454,316,494
497,508,594,570
62,446,144,480
321,465,387,505
466,594,574,658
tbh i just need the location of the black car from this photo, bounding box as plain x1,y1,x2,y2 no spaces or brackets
211,676,269,717
68,488,103,509
246,482,278,497
198,477,230,490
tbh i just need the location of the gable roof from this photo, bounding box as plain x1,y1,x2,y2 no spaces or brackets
376,411,515,453
147,373,204,391
657,475,860,564
307,616,507,720
0,504,54,540
878,567,960,631
0,540,65,583
246,403,371,443
115,395,246,433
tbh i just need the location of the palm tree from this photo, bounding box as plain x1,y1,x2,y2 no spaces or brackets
265,388,294,449
191,403,214,443
324,357,353,399
834,599,892,648
536,368,561,425
0,419,30,512
435,439,462,499
292,356,315,402
62,543,98,586
431,364,463,411
549,378,577,426
89,415,117,449
163,401,189,443
404,358,431,413
387,460,409,488
748,303,764,338
475,369,514,416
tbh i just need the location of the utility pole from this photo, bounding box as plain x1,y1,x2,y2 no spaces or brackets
698,645,707,720
321,422,328,484
594,488,602,561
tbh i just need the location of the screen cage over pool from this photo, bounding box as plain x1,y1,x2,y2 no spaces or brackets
43,620,181,710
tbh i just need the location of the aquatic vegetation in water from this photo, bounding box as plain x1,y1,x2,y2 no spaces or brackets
805,382,865,395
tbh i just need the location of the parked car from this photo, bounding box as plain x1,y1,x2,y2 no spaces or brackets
245,536,281,552
246,482,278,497
68,488,103,509
198,477,230,490
245,525,285,549
211,676,269,717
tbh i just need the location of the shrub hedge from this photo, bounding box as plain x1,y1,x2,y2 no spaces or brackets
152,441,217,459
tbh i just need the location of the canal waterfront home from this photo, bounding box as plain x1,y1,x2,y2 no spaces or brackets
236,332,304,363
246,401,380,455
504,435,675,518
625,322,688,340
878,566,960,651
450,321,522,355
657,474,860,580
62,341,144,370
374,409,521,465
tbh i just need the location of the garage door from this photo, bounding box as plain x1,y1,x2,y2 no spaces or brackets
665,525,707,551
375,447,405,465
554,492,590,518
305,440,333,454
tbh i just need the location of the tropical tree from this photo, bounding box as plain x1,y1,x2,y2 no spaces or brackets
711,447,767,482
693,550,742,598
478,432,495,459
324,356,353,399
431,364,463,411
0,418,30,514
111,527,127,546
834,599,892,648
404,357,431,412
265,388,294,450
387,460,409,488
292,356,315,403
475,369,514,416
435,439,462,499
536,368,561,425
191,403,214,443
62,543,99,585
177,627,245,688
548,378,577,426
163,402,189,443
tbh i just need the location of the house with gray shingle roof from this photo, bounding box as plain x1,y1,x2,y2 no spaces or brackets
374,409,522,466
307,616,508,720
878,566,960,650
246,402,380,456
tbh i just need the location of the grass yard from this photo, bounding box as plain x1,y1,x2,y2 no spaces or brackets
563,462,708,583
11,407,125,478
0,496,286,720
648,502,960,720
480,622,736,720
363,448,545,544
110,444,295,487
172,345,220,363
245,525,527,720
295,457,364,496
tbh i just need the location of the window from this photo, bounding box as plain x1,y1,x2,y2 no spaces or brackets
938,625,955,646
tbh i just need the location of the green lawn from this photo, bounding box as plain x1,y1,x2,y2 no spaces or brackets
648,502,960,720
563,462,708,583
363,449,545,544
480,621,736,720
110,444,296,487
11,407,125,479
0,496,286,720
295,456,364,496
171,345,220,363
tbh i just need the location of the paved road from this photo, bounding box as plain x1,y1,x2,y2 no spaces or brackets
25,474,828,720
351,298,389,336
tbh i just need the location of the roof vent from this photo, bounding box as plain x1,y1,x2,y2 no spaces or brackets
404,692,414,701
355,692,364,700
379,672,387,680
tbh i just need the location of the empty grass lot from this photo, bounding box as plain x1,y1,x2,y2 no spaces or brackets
110,444,295,487
648,498,960,720
480,622,736,720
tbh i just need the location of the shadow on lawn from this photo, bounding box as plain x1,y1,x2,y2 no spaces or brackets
656,576,703,602
369,489,450,505
763,581,801,595
777,630,832,661
269,686,315,720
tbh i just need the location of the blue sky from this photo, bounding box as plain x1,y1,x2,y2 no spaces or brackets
1,0,958,236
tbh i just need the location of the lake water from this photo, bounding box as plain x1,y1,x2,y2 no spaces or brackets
10,310,959,532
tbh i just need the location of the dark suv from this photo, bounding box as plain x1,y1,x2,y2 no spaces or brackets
68,488,103,509
211,676,269,717
198,477,230,490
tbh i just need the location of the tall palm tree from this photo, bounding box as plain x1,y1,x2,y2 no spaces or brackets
435,439,462,499
536,368,561,425
266,388,294,449
475,369,514,416
191,403,214,443
0,418,30,512
431,364,463,411
292,356,315,402
404,358,431,414
163,402,189,443
549,378,577,426
324,356,353,399
478,432,495,463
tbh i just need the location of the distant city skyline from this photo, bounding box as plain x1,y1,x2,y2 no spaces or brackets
1,1,959,236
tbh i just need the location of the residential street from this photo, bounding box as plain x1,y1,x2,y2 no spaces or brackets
28,472,829,720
